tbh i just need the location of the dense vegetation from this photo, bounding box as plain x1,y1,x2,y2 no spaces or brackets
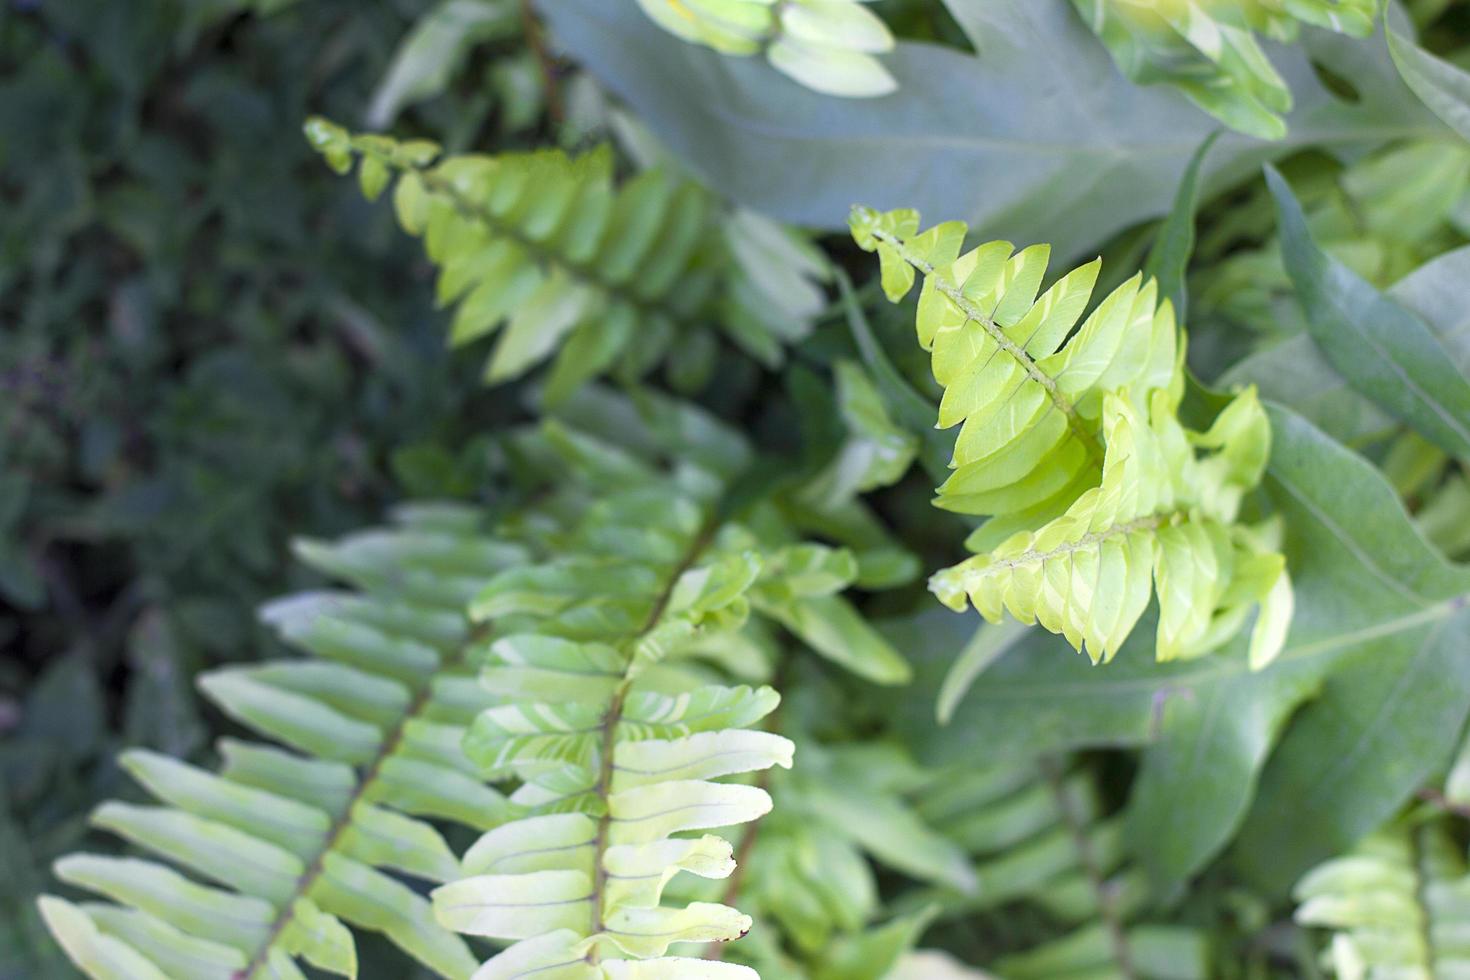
6,0,1470,977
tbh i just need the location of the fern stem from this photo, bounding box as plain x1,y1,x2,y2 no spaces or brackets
1409,825,1439,971
233,623,491,980
1039,756,1137,980
986,514,1171,572
584,518,721,963
869,228,1106,466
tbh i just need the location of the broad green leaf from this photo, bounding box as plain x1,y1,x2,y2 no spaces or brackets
1267,166,1470,456
36,898,171,980
936,618,1032,726
1223,245,1470,447
544,0,1436,258
1388,25,1470,142
754,593,912,685
1143,131,1218,320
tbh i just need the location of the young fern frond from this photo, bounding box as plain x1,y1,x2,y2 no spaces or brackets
635,0,897,98
1073,0,1379,138
419,384,917,976
305,120,822,397
852,206,1293,666
38,505,527,980
432,484,796,977
914,758,1208,980
1294,820,1470,975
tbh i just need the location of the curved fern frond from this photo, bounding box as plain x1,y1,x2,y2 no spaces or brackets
1294,819,1470,976
39,505,526,980
305,120,824,396
914,757,1209,980
430,488,798,975
851,206,1293,665
1072,0,1379,138
635,0,897,98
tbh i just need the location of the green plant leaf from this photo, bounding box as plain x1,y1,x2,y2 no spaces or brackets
1266,165,1470,456
543,0,1436,258
367,0,519,128
1143,131,1218,321
1223,245,1470,447
1388,25,1470,142
937,619,1032,726
900,405,1470,890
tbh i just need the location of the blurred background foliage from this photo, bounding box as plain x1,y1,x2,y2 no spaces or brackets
0,2,542,973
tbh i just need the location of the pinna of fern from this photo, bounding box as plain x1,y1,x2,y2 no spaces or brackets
635,0,897,98
1073,0,1379,139
304,118,826,399
851,205,1294,667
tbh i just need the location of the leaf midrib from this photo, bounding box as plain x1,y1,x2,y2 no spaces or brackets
236,633,484,980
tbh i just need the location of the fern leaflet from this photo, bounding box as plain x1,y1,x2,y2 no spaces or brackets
635,0,897,97
1074,0,1379,137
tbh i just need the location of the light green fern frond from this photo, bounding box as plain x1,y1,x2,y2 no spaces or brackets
636,0,896,97
432,486,794,975
915,757,1210,979
1074,0,1380,138
38,505,527,979
851,206,1293,666
414,385,905,976
1295,820,1470,976
305,119,824,396
428,492,802,973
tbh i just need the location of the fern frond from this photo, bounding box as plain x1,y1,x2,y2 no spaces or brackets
1073,0,1379,138
1295,819,1470,976
430,490,799,974
40,505,525,979
851,206,1292,665
305,120,825,395
635,0,896,97
915,758,1209,979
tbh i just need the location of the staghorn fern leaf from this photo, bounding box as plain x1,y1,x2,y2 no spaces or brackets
304,119,825,396
39,504,527,979
1072,0,1380,138
634,0,896,97
1295,819,1470,976
851,206,1293,666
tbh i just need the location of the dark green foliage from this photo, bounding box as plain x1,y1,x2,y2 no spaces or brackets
0,2,531,974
